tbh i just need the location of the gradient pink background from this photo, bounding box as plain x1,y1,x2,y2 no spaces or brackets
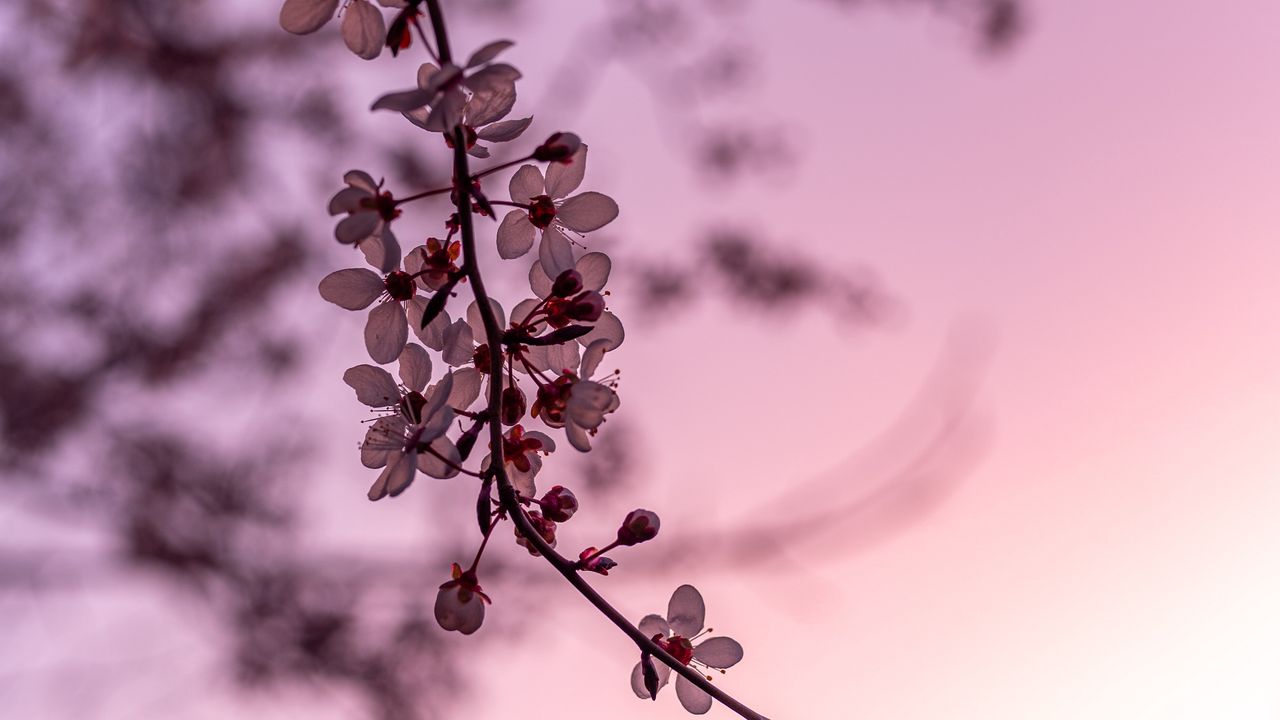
6,0,1280,717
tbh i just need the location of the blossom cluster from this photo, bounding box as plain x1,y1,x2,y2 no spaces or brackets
284,1,748,715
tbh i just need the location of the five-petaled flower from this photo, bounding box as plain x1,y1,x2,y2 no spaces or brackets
402,62,533,157
328,169,402,274
372,41,521,133
496,146,619,260
630,585,745,714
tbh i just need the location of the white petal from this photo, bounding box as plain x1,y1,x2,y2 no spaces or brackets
435,586,485,634
476,116,532,143
467,85,516,127
403,106,432,132
364,301,409,364
556,192,619,233
423,372,455,420
496,210,535,259
565,421,591,452
359,227,400,274
630,660,671,699
319,268,384,310
466,298,505,339
508,165,545,205
667,585,705,638
465,39,514,68
576,252,612,292
371,88,433,113
279,0,338,34
336,210,379,244
362,417,406,469
462,63,520,97
538,227,574,278
528,261,553,298
416,62,440,89
341,0,385,60
638,614,670,640
579,338,610,380
344,170,379,193
409,298,450,351
567,381,614,430
328,186,368,215
579,310,624,350
544,145,587,199
447,367,482,409
369,450,415,500
508,453,540,497
467,144,491,159
441,318,474,367
343,364,399,407
417,436,461,479
509,298,540,327
524,431,556,454
693,637,744,669
398,343,432,392
675,675,713,715
424,89,466,132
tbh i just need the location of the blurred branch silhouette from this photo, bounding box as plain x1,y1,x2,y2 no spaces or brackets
0,0,1016,716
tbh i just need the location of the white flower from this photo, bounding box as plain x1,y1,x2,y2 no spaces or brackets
529,339,620,452
495,145,619,260
371,41,521,133
328,170,401,274
481,424,556,497
279,0,406,60
440,298,506,368
630,585,745,715
434,563,490,635
403,63,532,158
353,366,474,501
510,250,625,375
318,256,417,364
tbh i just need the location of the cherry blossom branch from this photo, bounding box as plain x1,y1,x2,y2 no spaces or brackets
421,2,765,718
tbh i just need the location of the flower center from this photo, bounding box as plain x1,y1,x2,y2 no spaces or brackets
659,636,695,666
384,271,416,301
444,124,480,150
398,390,427,423
527,195,557,229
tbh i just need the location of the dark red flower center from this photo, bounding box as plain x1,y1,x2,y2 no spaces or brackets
384,270,416,301
659,636,695,665
527,195,557,229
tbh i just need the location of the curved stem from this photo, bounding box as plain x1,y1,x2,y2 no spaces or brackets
422,2,766,719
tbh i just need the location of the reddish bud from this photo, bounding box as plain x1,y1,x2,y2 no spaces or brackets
567,291,605,322
515,511,557,556
616,509,660,546
552,269,584,298
540,485,578,522
533,132,583,163
578,547,617,576
501,386,526,425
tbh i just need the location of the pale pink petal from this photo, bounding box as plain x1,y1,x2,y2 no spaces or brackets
576,252,612,291
362,417,405,468
416,62,439,89
466,298,505,339
441,318,474,367
510,298,540,326
369,450,415,500
508,165,545,205
467,145,491,158
447,367,482,409
476,116,532,143
579,338,609,380
423,372,455,420
319,268,384,310
467,85,516,127
508,453,540,497
343,364,399,407
343,170,379,193
371,88,433,113
538,227,574,278
397,343,432,392
402,106,432,132
417,436,460,479
359,227,400,274
496,210,536,259
424,89,466,132
408,298,450,351
465,40,514,68
335,210,379,244
364,301,409,364
421,63,462,96
667,585,705,638
638,614,671,640
693,637,743,669
462,63,520,97
556,192,619,233
630,660,671,699
579,310,624,350
528,261,553,298
675,675,713,715
435,585,485,634
279,0,338,34
567,381,614,430
340,0,385,60
544,145,587,199
328,186,368,215
565,421,591,452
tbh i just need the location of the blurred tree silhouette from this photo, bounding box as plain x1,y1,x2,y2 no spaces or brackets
0,0,1015,716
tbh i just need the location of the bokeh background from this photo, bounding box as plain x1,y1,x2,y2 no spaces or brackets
2,0,1279,718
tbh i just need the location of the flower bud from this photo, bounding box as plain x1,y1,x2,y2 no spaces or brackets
578,547,618,576
435,563,490,635
501,386,526,425
515,511,557,556
616,509,660,546
540,485,578,522
552,269,584,298
567,291,605,322
533,132,583,163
